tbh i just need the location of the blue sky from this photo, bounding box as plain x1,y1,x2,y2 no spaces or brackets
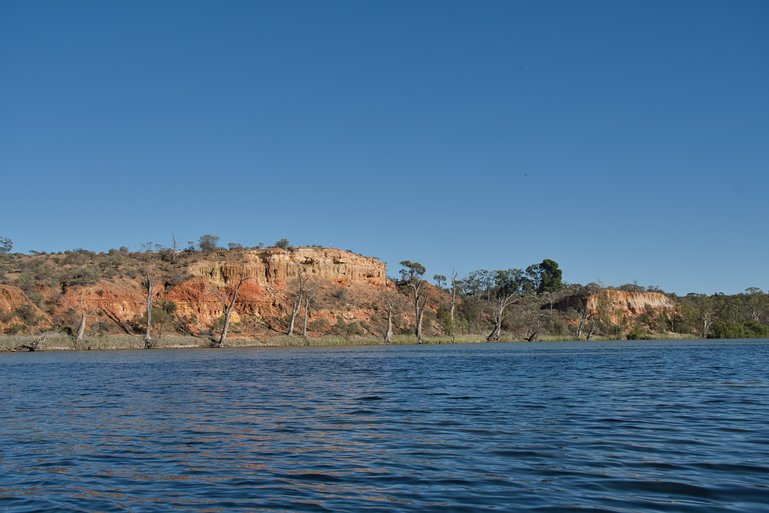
1,0,767,294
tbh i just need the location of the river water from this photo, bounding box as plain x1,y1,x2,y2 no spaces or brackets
1,340,768,512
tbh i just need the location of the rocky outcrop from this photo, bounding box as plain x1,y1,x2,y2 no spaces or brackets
552,289,675,324
542,289,676,324
588,290,675,321
0,248,392,338
188,247,387,288
60,281,148,334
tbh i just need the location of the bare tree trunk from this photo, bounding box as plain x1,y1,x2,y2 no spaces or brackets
22,333,49,352
287,275,307,338
302,294,311,342
217,278,245,347
487,295,516,342
288,292,302,337
586,321,596,340
700,315,711,339
449,271,457,326
75,309,87,345
415,295,427,344
384,301,393,344
144,273,154,349
100,306,132,335
576,307,589,339
410,281,427,344
170,233,178,263
487,314,502,342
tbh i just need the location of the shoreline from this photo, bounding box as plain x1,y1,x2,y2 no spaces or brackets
0,332,711,353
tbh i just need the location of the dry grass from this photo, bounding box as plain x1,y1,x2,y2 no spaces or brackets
0,331,701,352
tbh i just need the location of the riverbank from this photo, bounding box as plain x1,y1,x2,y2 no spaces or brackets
0,332,700,352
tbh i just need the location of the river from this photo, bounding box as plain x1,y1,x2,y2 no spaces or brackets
1,340,768,512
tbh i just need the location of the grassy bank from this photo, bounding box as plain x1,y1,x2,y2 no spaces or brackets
0,334,496,352
0,331,705,352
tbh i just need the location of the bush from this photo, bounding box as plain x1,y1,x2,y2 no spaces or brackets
712,321,769,339
199,234,219,252
274,239,292,250
14,304,37,325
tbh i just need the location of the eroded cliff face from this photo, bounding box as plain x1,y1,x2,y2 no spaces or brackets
59,281,149,334
0,248,391,338
188,248,387,288
587,290,675,322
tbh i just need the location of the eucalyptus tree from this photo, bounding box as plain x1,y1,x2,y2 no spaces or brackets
400,260,428,344
198,234,219,252
0,237,11,254
486,269,528,342
449,271,459,327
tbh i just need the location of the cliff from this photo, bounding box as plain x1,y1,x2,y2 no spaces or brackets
0,246,685,343
550,288,676,328
188,247,386,288
587,290,675,322
0,247,398,339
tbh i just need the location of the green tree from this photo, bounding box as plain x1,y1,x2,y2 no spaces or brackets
525,259,563,294
198,234,219,252
275,239,292,250
400,260,428,343
486,269,527,341
537,259,563,293
0,237,11,254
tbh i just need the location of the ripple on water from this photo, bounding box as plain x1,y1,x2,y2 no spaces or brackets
1,340,769,512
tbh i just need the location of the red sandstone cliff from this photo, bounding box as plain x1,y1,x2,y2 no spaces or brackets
1,247,395,338
587,290,675,323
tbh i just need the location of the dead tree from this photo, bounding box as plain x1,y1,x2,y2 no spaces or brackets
487,294,518,342
212,276,247,348
380,288,401,344
143,270,155,349
575,306,590,339
384,299,394,344
287,274,308,337
100,305,132,335
301,293,312,342
75,303,87,346
22,333,49,352
585,319,597,340
170,233,178,262
449,270,458,326
414,288,427,344
288,293,302,337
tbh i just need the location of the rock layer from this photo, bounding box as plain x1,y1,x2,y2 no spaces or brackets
188,248,387,288
588,290,675,322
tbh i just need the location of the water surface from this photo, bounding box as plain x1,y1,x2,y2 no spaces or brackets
1,340,768,512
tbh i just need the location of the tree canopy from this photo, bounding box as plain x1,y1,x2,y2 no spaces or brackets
0,237,12,254
198,234,219,251
399,260,426,282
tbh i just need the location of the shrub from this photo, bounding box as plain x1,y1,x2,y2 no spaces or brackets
274,239,292,250
199,234,219,252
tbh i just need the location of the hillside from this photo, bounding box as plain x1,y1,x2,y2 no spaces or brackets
0,247,411,339
0,245,767,345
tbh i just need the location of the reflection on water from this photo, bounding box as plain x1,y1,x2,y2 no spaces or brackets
2,340,769,512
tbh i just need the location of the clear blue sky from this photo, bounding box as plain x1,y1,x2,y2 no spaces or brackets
1,1,767,294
